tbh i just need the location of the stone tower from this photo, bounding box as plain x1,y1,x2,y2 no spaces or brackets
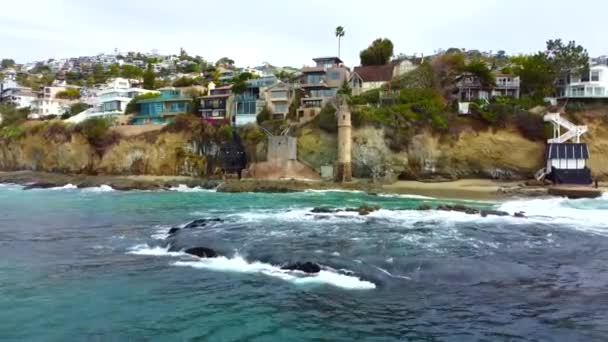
336,101,352,182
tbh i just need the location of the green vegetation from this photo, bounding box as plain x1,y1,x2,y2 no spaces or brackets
1,59,15,69
55,88,81,100
172,76,205,87
215,57,235,67
287,89,303,121
360,38,394,66
317,103,338,133
143,63,156,90
74,118,121,156
61,102,90,119
256,106,272,125
231,72,255,94
0,104,29,127
0,125,26,141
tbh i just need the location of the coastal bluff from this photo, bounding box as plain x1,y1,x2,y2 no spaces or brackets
1,116,608,182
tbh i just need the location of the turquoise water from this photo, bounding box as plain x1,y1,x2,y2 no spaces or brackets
1,184,608,341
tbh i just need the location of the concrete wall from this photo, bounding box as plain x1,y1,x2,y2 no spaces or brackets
268,136,297,161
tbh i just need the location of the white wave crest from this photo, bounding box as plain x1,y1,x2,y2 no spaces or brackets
49,184,78,190
82,185,114,192
497,196,608,234
303,189,365,194
173,255,376,290
169,184,216,193
127,244,185,257
376,193,435,200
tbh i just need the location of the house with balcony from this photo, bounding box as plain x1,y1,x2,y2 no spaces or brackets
233,75,278,126
456,72,520,102
132,87,192,125
264,82,296,120
298,57,350,122
0,87,37,109
29,85,80,119
560,65,608,99
200,85,234,124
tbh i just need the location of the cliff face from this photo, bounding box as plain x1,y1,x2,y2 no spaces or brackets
0,129,210,177
298,117,608,181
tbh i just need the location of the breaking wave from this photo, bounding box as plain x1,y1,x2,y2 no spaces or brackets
169,184,217,193
126,244,186,257
173,255,376,290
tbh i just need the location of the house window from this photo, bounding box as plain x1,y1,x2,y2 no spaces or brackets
170,102,183,112
274,103,288,113
271,91,288,99
329,71,340,80
153,103,164,114
595,87,604,96
591,70,600,82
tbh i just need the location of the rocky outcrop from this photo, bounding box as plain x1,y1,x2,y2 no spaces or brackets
184,247,219,258
281,262,321,274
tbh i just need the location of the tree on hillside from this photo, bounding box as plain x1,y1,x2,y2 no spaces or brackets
360,38,394,66
216,57,235,68
546,39,589,78
61,102,90,119
120,64,144,79
511,53,556,98
107,64,121,78
0,104,29,127
464,60,495,88
56,88,81,100
335,26,345,59
231,72,254,94
1,59,15,69
143,63,156,90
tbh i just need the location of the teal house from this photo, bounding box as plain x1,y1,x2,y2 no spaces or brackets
132,88,192,125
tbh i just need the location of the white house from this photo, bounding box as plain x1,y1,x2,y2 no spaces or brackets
66,78,157,123
0,87,37,108
561,65,608,98
29,85,75,119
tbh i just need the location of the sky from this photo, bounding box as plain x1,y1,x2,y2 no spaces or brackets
1,0,606,68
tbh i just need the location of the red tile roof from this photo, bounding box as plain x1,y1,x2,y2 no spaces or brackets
353,64,394,82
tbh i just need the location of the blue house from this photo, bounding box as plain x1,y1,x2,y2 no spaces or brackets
132,88,192,125
234,75,277,126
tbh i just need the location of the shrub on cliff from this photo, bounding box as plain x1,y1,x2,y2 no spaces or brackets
317,103,337,133
163,114,199,133
43,121,73,143
75,118,121,155
0,125,26,141
0,104,29,127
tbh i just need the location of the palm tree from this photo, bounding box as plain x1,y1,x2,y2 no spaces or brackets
335,26,345,59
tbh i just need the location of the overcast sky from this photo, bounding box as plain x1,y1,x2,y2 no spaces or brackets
1,0,606,68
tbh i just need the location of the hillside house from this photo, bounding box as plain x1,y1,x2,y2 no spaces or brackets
298,57,350,122
201,85,233,124
560,65,608,99
132,88,191,125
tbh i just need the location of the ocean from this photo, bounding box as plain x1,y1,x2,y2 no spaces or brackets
0,183,607,341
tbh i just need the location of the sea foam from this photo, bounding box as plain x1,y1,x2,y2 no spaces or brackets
169,184,216,193
127,244,186,257
173,255,376,290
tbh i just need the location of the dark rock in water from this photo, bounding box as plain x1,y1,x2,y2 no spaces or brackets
351,205,381,216
437,204,480,215
311,207,338,214
417,204,433,211
480,210,510,217
183,218,223,229
513,211,526,218
185,247,219,258
167,227,181,235
281,262,321,274
23,182,60,190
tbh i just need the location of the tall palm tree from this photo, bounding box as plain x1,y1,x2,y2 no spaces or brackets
335,26,345,59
